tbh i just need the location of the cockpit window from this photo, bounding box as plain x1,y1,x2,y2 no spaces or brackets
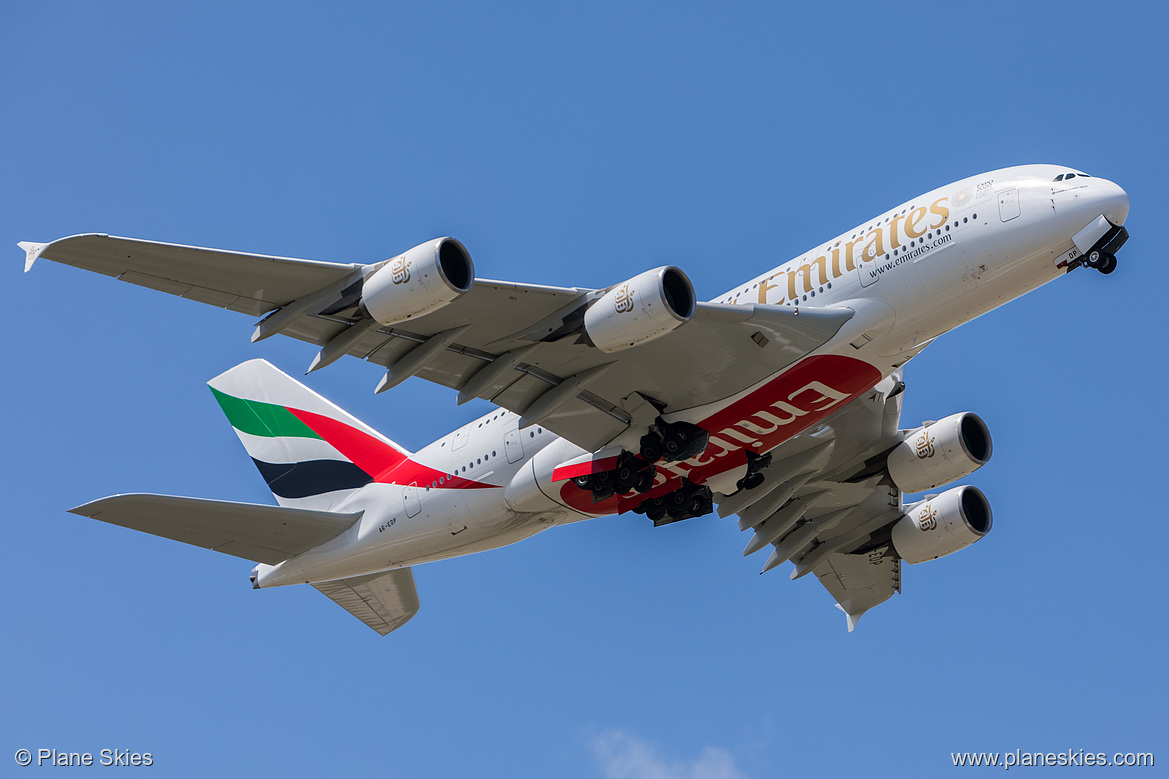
1053,174,1065,181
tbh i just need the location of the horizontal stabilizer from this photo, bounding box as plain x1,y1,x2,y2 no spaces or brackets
70,494,361,564
313,568,420,636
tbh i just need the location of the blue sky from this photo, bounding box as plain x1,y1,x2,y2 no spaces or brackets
4,1,1166,776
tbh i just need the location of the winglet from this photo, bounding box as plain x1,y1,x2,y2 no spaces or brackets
835,603,867,632
18,241,47,273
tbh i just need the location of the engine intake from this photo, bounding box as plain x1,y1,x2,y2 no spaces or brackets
583,266,696,353
886,412,992,493
360,238,475,326
891,485,992,564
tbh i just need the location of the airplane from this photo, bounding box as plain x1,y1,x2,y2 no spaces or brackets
20,163,1130,634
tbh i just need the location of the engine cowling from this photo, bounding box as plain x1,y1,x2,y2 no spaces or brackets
583,266,696,353
891,485,992,564
360,237,474,326
886,412,992,494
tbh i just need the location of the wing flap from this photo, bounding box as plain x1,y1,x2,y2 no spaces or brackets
313,568,420,636
69,493,361,565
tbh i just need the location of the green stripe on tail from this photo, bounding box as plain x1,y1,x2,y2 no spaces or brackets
209,387,322,439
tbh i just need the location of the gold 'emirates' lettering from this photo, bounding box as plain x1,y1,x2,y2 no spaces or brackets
755,196,951,305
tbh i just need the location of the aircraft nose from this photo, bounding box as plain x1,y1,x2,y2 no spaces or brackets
1098,178,1130,226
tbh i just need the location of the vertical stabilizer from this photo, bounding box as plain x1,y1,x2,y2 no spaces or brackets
209,359,411,510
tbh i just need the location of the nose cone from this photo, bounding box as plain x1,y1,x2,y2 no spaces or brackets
1098,178,1130,226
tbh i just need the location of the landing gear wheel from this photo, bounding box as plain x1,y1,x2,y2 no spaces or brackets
667,489,691,516
1086,249,1103,268
614,457,638,491
1099,252,1117,274
573,475,592,490
662,428,687,460
644,497,667,523
639,435,664,463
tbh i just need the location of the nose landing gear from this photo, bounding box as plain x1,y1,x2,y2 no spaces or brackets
1081,221,1127,275
1085,249,1117,275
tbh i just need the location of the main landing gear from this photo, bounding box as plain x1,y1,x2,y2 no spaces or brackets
638,419,709,464
572,418,714,525
630,478,714,526
573,451,656,502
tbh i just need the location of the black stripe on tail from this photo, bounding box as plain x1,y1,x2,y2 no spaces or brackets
252,459,374,499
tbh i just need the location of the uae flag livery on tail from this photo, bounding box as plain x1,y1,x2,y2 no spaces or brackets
208,360,412,509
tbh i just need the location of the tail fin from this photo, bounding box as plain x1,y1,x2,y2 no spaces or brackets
209,359,411,510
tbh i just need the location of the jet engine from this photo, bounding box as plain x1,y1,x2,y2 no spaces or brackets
583,266,696,353
886,412,992,494
890,485,992,564
359,238,475,326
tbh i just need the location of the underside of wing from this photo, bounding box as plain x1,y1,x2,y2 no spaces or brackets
354,300,856,451
720,371,910,628
26,233,360,317
815,548,901,631
69,494,361,564
27,233,869,453
312,568,420,636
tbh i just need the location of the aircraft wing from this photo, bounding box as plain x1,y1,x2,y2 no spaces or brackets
716,372,909,630
69,493,361,565
312,568,420,636
25,233,865,452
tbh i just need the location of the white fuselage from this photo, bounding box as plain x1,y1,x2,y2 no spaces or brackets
256,164,1129,588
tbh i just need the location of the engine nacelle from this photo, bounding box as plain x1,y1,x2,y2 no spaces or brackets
891,485,992,564
886,412,993,494
583,266,696,353
360,237,474,326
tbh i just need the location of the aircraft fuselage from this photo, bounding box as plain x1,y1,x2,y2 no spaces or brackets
255,164,1129,588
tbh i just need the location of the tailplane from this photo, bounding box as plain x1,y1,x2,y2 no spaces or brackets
209,359,410,510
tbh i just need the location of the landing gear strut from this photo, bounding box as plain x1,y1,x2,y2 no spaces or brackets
736,450,772,491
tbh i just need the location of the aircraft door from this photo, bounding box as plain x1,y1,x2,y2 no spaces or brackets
857,246,883,288
998,187,1020,221
504,429,524,463
403,484,421,517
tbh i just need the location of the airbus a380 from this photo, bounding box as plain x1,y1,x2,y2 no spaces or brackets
21,164,1129,633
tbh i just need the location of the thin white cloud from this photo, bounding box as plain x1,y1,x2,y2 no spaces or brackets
590,729,750,779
